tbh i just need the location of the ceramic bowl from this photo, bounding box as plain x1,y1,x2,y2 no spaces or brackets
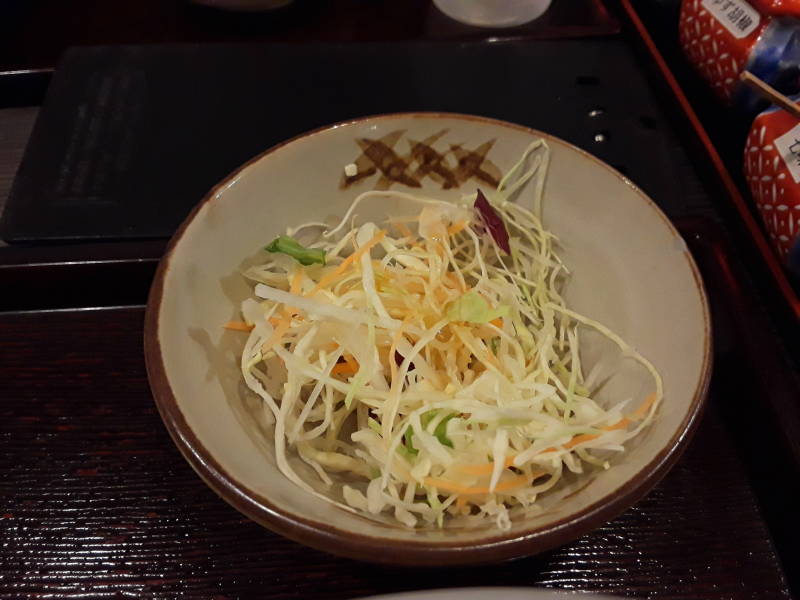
144,113,711,566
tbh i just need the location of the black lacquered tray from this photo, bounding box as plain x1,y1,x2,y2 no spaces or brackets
0,33,798,599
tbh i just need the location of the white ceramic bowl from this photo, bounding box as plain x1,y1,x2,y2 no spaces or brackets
144,113,711,565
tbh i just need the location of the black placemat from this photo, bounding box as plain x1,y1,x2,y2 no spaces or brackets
1,40,710,243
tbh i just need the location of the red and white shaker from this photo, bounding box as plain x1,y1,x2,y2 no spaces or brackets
679,0,800,107
750,0,800,17
680,0,767,101
744,99,800,273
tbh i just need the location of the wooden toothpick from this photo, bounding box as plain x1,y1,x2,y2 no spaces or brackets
740,71,800,119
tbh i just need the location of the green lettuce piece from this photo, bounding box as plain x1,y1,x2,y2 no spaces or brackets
446,291,509,324
265,236,326,266
403,411,456,455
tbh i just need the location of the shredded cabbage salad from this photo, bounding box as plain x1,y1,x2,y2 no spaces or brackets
228,139,663,530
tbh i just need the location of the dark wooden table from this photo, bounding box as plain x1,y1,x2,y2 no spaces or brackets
2,1,800,598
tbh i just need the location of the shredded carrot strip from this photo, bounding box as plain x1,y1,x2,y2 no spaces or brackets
562,433,598,449
403,280,426,294
331,358,358,376
457,456,516,476
289,270,303,294
276,270,304,317
261,318,292,354
270,314,304,326
602,420,629,432
543,392,659,452
424,471,546,495
443,272,467,293
309,230,386,295
427,237,445,260
258,270,306,353
344,354,359,372
396,223,414,239
224,321,254,332
330,364,348,376
447,220,468,236
434,286,450,304
630,391,658,420
489,317,503,329
596,391,658,433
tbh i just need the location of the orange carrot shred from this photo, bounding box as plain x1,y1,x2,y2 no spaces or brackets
396,223,414,239
447,220,468,236
224,321,254,332
629,391,658,420
330,353,360,376
331,361,357,376
457,456,516,476
309,230,386,295
424,471,546,496
344,354,359,372
261,317,292,355
289,270,304,295
542,392,659,453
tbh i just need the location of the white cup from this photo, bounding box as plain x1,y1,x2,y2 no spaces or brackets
433,0,553,28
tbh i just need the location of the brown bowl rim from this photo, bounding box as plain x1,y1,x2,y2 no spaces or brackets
143,111,712,566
